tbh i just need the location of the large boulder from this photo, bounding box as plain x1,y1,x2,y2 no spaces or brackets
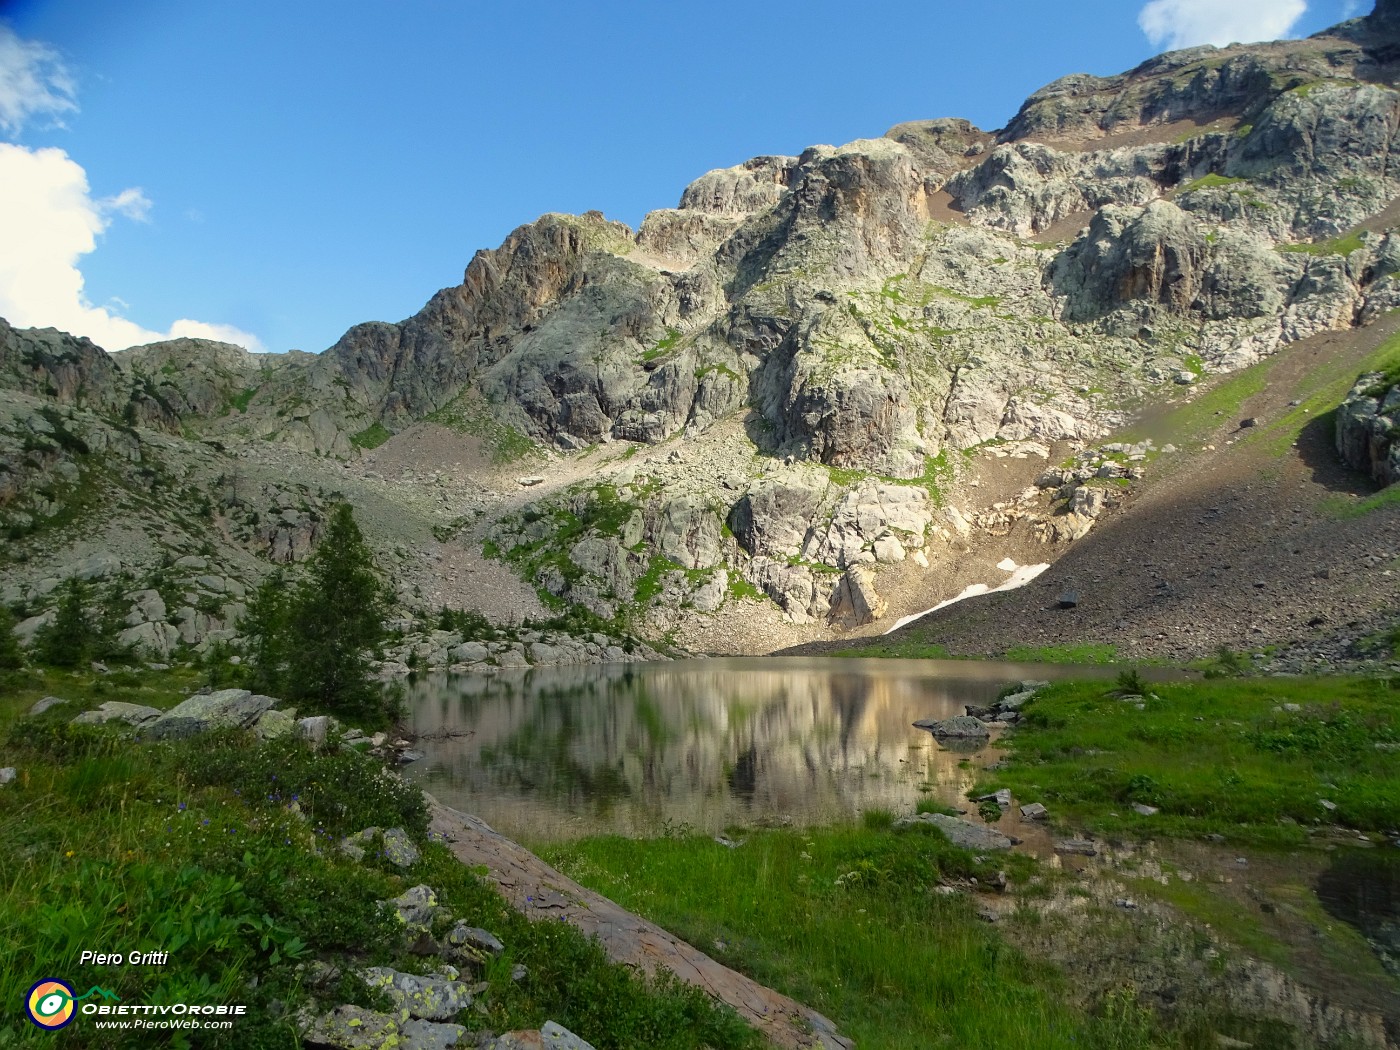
144,689,276,740
827,565,887,627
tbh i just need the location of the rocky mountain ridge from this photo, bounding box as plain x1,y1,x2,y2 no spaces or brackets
7,2,1400,659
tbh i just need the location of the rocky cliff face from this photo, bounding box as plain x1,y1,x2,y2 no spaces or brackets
7,2,1400,643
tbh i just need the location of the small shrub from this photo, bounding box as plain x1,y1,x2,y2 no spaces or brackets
862,808,895,830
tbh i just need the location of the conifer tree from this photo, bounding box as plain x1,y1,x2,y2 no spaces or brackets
243,570,292,695
33,579,92,668
0,606,23,670
284,505,389,720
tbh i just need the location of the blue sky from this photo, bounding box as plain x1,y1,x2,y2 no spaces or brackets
0,0,1370,353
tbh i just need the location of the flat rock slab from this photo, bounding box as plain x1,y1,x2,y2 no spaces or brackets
72,701,162,727
145,689,276,739
893,812,1014,851
303,1004,466,1049
426,798,852,1050
1054,839,1099,856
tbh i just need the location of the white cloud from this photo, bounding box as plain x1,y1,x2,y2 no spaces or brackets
0,22,77,134
98,187,152,223
0,142,263,352
1139,0,1308,49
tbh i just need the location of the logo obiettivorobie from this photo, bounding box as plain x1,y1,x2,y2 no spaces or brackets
25,979,119,1030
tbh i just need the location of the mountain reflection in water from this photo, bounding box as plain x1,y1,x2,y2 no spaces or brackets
403,657,1116,843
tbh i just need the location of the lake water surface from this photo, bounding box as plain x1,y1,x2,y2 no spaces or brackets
402,657,1120,843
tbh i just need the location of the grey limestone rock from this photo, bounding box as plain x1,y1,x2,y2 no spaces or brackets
913,715,991,739
447,922,505,955
303,1004,466,1049
253,708,296,740
388,884,440,928
72,701,163,727
345,827,421,868
893,813,1014,851
357,966,472,1021
28,696,66,716
827,565,886,628
1336,372,1400,485
144,689,275,740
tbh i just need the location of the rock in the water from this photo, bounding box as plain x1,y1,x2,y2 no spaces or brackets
144,689,275,739
893,812,1014,850
358,966,473,1021
913,715,990,739
72,701,162,727
28,696,67,716
303,1004,466,1049
974,788,1012,808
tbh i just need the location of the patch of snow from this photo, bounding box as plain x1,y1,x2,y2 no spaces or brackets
884,561,1050,634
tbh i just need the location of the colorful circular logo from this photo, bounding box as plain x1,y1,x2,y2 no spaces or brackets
25,979,76,1030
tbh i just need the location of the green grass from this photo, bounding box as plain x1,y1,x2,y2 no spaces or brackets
1116,352,1274,448
1183,173,1245,192
425,392,544,464
641,328,683,362
1247,322,1400,469
541,823,1163,1050
229,387,258,414
1002,643,1119,665
349,422,392,450
834,639,954,660
980,676,1400,847
0,667,757,1049
1277,233,1366,257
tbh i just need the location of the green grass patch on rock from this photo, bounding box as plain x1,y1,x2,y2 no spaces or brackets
349,422,392,450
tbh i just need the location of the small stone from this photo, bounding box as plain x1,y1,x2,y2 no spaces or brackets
28,696,67,716
1053,839,1098,856
0,767,16,786
974,789,1013,808
1131,803,1159,816
1320,800,1337,812
510,964,528,982
389,884,440,928
447,923,505,955
1020,803,1048,820
1114,898,1138,910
